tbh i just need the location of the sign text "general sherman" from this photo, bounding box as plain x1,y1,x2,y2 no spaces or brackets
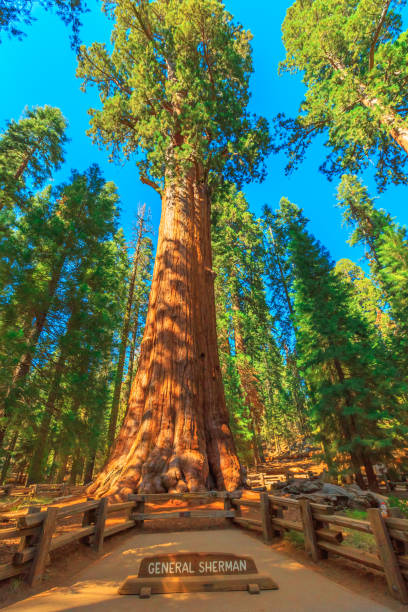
138,553,258,578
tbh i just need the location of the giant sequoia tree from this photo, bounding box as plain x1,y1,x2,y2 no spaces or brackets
274,0,408,190
78,0,270,497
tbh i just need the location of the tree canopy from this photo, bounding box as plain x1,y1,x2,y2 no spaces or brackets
77,0,270,190
274,0,408,190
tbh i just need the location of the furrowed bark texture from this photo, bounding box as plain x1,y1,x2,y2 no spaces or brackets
89,170,242,499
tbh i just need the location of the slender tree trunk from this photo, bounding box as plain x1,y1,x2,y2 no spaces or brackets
88,168,242,499
14,143,38,181
69,449,82,485
107,209,146,451
83,452,96,485
27,350,67,484
231,290,265,464
121,304,140,423
56,452,69,484
0,256,66,448
48,450,58,483
0,429,19,484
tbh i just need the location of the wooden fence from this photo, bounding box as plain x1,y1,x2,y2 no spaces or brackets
0,491,234,587
1,489,408,604
246,468,408,493
232,492,408,604
0,483,87,500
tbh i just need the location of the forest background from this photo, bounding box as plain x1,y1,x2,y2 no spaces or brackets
2,0,408,489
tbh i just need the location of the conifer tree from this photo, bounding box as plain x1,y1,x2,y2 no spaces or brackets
0,106,67,211
337,174,408,372
78,0,270,497
283,199,405,488
0,165,120,451
212,184,283,464
334,258,392,337
262,202,310,436
275,0,408,190
107,205,151,452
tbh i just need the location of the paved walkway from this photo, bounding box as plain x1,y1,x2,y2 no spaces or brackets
5,529,391,611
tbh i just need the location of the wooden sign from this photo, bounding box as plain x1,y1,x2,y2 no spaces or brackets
138,553,257,577
119,552,278,598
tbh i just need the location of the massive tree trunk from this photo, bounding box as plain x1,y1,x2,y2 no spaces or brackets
89,169,242,499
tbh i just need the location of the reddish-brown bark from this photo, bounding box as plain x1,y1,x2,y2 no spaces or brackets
89,169,242,499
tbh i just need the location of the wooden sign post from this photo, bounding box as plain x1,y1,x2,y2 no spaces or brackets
119,552,278,598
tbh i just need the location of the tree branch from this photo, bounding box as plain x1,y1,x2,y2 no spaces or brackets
369,0,392,71
140,175,162,195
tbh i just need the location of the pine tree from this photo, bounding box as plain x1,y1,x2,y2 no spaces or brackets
337,175,408,365
262,201,310,438
283,199,406,488
274,0,408,190
107,205,151,452
78,0,270,497
0,106,67,211
334,258,392,337
0,165,120,453
212,184,283,465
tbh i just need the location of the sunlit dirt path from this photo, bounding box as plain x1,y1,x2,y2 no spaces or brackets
3,529,392,611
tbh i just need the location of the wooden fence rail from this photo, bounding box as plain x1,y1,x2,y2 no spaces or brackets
231,493,408,604
0,491,235,587
0,483,87,502
1,489,408,604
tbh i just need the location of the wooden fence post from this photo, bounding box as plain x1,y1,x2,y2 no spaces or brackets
368,508,408,604
260,492,273,544
130,495,145,529
81,497,96,545
223,493,234,523
92,498,108,553
299,499,321,562
28,506,58,586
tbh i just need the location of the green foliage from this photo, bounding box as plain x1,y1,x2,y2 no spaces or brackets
282,198,407,474
388,495,408,517
0,106,67,210
212,183,288,462
334,258,392,337
275,0,408,190
0,1,88,49
337,174,408,372
77,0,270,188
0,162,133,483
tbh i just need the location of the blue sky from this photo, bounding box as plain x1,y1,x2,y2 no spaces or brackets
1,1,407,267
